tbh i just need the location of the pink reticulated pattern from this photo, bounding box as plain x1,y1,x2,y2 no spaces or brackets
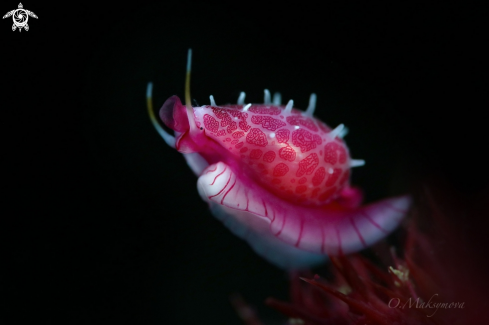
251,115,286,131
193,104,351,206
275,129,290,143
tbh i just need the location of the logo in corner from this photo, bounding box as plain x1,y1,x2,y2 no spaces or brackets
3,3,37,32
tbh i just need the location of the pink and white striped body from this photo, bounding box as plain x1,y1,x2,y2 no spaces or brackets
153,89,410,270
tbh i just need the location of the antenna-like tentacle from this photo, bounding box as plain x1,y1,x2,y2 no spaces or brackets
146,82,176,148
237,92,246,105
328,124,344,139
273,92,282,105
209,95,216,106
264,89,271,104
339,126,349,138
305,93,317,116
285,100,294,113
185,49,198,135
350,159,365,168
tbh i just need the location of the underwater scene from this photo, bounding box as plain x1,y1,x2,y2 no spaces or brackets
4,1,488,324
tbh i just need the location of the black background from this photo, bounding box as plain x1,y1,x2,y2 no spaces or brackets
2,1,488,324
